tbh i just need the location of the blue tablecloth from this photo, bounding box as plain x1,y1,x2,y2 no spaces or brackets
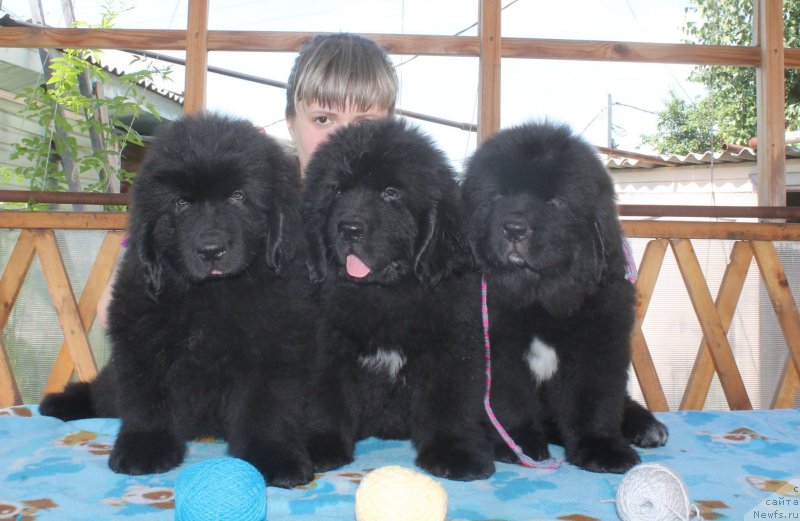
1,406,799,520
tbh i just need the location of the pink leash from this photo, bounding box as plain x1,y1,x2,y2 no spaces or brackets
481,274,562,470
623,237,638,283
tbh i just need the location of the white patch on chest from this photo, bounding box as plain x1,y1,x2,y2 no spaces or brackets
358,348,407,381
526,337,559,382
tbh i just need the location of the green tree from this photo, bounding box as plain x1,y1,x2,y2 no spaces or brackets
1,4,171,208
642,0,800,154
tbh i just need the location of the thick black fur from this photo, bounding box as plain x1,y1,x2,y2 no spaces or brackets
461,121,668,474
39,113,315,488
302,118,494,481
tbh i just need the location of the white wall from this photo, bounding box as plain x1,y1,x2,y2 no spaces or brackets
612,161,761,207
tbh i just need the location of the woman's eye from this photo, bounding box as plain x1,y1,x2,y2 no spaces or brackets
382,187,400,201
315,116,330,124
229,190,245,203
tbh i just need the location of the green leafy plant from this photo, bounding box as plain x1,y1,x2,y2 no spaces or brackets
0,2,172,209
643,0,800,154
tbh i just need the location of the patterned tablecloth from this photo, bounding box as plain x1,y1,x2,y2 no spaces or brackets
1,406,799,520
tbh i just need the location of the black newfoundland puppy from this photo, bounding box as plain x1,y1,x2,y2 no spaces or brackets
40,113,315,488
461,121,668,473
302,118,494,481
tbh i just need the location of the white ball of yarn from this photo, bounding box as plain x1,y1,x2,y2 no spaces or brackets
616,463,701,521
355,466,448,521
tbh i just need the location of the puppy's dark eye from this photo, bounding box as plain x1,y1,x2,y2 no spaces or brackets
175,197,190,211
331,185,342,198
382,187,400,201
229,190,245,204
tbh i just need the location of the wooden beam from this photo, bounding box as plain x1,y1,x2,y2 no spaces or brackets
671,238,752,410
0,189,129,206
755,0,786,206
0,26,774,65
9,194,800,220
0,340,21,407
209,32,483,56
33,230,98,382
502,38,760,66
0,230,37,407
771,356,800,408
0,230,37,330
0,212,126,230
478,0,501,143
618,205,800,220
43,231,123,396
0,27,187,49
183,0,209,113
5,212,800,241
750,241,800,390
681,241,753,410
622,220,800,241
630,239,670,411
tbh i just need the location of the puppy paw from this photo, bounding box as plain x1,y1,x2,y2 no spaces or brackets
624,415,669,448
416,437,495,481
236,442,314,489
494,427,550,463
306,432,354,472
109,430,185,475
568,436,640,474
39,382,95,421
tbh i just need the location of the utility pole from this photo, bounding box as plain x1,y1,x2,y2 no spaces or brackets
607,93,615,149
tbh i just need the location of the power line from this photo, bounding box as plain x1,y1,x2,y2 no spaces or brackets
124,50,477,132
623,0,694,102
613,101,658,115
394,0,521,69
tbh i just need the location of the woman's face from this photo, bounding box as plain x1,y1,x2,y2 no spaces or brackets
287,101,388,174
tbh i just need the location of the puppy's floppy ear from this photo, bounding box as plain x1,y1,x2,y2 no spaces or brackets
589,203,628,282
300,173,333,284
265,204,301,273
303,206,328,284
264,150,304,273
305,238,327,284
590,221,608,282
460,191,491,269
135,222,164,301
413,193,472,287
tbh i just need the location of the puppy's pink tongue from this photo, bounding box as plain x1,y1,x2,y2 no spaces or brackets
346,254,371,278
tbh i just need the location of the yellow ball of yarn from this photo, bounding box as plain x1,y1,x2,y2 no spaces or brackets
355,466,448,521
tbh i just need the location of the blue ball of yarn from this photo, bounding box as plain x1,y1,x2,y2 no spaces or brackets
175,457,267,521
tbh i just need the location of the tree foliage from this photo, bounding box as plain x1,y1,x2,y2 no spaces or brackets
642,0,800,155
0,4,172,206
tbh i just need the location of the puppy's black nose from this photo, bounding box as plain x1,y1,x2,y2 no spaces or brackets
338,221,365,242
196,237,227,261
197,243,226,261
502,221,529,242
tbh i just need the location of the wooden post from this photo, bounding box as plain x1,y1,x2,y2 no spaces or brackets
183,0,210,113
755,0,786,207
478,0,501,143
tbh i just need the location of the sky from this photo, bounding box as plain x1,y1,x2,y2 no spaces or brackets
1,0,706,170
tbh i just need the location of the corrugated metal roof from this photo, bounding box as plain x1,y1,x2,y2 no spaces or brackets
84,54,185,106
601,144,800,170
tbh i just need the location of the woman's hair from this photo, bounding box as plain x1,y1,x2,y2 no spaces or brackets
285,33,399,119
